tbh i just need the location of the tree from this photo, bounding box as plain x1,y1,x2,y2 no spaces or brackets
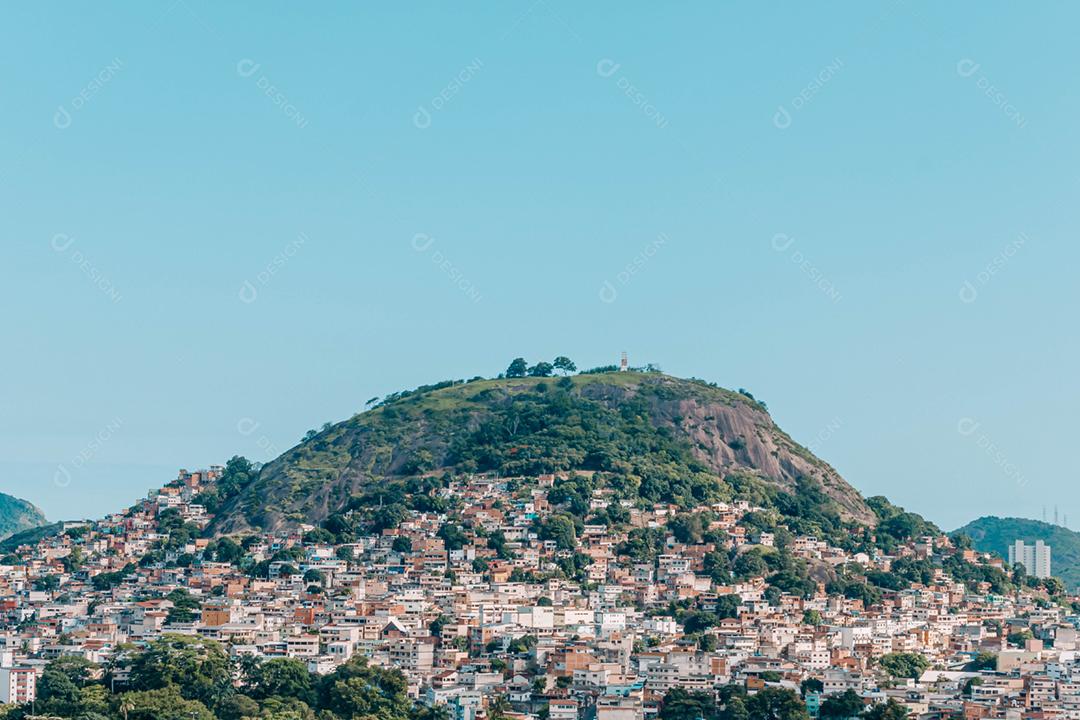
715,594,741,619
669,513,707,543
725,695,750,720
660,688,719,720
489,694,512,720
165,588,201,624
392,536,413,553
862,699,910,720
429,614,452,637
117,687,215,720
682,610,719,634
553,356,577,375
437,523,468,551
745,687,810,720
820,689,864,720
1007,630,1032,647
205,536,244,565
251,657,316,705
33,574,60,592
703,550,731,583
216,694,260,720
877,653,929,680
302,568,326,585
319,656,411,720
126,635,233,709
732,549,770,580
36,656,101,717
528,362,554,377
800,678,824,695
538,514,577,550
1042,576,1066,596
506,358,528,378
802,609,823,626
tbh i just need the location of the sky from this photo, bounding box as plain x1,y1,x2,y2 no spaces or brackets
1,3,1077,530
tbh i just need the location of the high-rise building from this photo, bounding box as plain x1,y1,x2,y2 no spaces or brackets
1008,539,1052,579
0,666,36,705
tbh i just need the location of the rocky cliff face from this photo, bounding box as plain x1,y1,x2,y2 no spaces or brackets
644,395,872,525
0,492,47,541
211,372,875,534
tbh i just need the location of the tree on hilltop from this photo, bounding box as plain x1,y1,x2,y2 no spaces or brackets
506,358,528,378
528,362,554,377
553,356,577,374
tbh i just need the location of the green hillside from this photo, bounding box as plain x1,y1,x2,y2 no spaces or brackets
953,516,1080,589
0,492,47,541
209,368,877,535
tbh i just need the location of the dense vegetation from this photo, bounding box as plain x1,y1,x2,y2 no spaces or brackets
210,359,887,535
954,516,1080,591
8,635,444,720
0,491,47,541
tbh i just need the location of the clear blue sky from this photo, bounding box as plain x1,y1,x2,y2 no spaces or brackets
2,3,1077,529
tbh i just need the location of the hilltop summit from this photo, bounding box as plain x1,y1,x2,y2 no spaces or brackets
211,370,874,534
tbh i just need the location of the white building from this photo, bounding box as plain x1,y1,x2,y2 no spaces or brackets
0,666,36,705
1008,539,1052,579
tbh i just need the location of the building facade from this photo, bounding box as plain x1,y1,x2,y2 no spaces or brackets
1009,539,1052,579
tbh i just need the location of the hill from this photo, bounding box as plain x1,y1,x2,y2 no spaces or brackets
210,370,877,535
954,516,1080,589
0,492,47,541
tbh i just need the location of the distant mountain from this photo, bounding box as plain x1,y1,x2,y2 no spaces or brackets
953,516,1080,589
0,521,64,553
210,371,877,534
0,492,47,541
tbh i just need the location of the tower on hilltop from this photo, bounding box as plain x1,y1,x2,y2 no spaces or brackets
620,351,628,371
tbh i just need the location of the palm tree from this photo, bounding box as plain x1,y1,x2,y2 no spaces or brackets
120,697,135,720
489,694,512,720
